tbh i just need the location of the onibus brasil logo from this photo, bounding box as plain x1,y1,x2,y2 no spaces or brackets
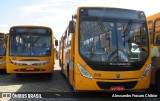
1,93,42,99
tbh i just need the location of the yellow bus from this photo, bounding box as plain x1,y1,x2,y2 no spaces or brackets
0,32,6,70
6,26,58,77
59,36,64,72
60,7,151,91
147,13,160,93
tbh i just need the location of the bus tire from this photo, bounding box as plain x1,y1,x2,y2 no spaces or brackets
46,73,52,77
60,68,63,74
16,73,22,77
59,59,61,67
60,65,63,74
67,63,70,82
156,70,160,93
67,64,71,84
67,63,74,90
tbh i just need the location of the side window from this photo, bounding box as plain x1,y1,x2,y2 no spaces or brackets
156,35,160,44
148,21,153,44
148,21,153,33
154,19,160,44
155,19,160,33
64,27,72,48
141,27,147,46
64,30,68,48
59,40,61,52
68,33,72,47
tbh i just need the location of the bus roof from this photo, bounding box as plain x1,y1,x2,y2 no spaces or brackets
10,25,52,30
0,32,5,34
0,33,5,38
147,13,160,21
77,6,144,12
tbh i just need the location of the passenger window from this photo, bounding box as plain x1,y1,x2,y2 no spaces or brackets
156,35,160,44
155,19,160,45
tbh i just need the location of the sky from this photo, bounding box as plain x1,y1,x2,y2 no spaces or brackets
0,0,159,40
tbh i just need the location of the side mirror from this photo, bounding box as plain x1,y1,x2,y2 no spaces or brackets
68,21,75,33
55,40,58,46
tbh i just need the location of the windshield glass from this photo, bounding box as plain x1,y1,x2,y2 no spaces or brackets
0,40,5,56
10,33,52,56
79,21,149,62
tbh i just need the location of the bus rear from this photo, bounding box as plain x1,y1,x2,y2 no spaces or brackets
6,26,56,77
63,7,151,91
0,33,6,70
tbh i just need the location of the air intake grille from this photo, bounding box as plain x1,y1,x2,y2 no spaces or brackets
97,81,138,89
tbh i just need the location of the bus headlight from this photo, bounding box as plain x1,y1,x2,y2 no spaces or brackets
141,64,151,78
77,63,93,79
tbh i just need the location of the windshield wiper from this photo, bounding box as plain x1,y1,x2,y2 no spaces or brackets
123,20,133,46
97,19,111,49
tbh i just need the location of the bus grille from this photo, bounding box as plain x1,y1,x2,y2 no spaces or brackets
97,81,138,89
14,69,46,72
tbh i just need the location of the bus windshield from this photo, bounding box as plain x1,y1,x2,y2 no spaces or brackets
0,40,5,56
10,29,52,56
79,20,149,62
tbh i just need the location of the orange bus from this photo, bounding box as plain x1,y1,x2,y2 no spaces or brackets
6,25,58,77
59,7,151,91
59,36,64,72
147,13,160,92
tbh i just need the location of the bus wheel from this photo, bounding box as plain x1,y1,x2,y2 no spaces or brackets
59,59,61,67
16,73,22,77
61,66,63,74
46,73,52,77
156,70,160,93
67,64,74,90
67,64,70,82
